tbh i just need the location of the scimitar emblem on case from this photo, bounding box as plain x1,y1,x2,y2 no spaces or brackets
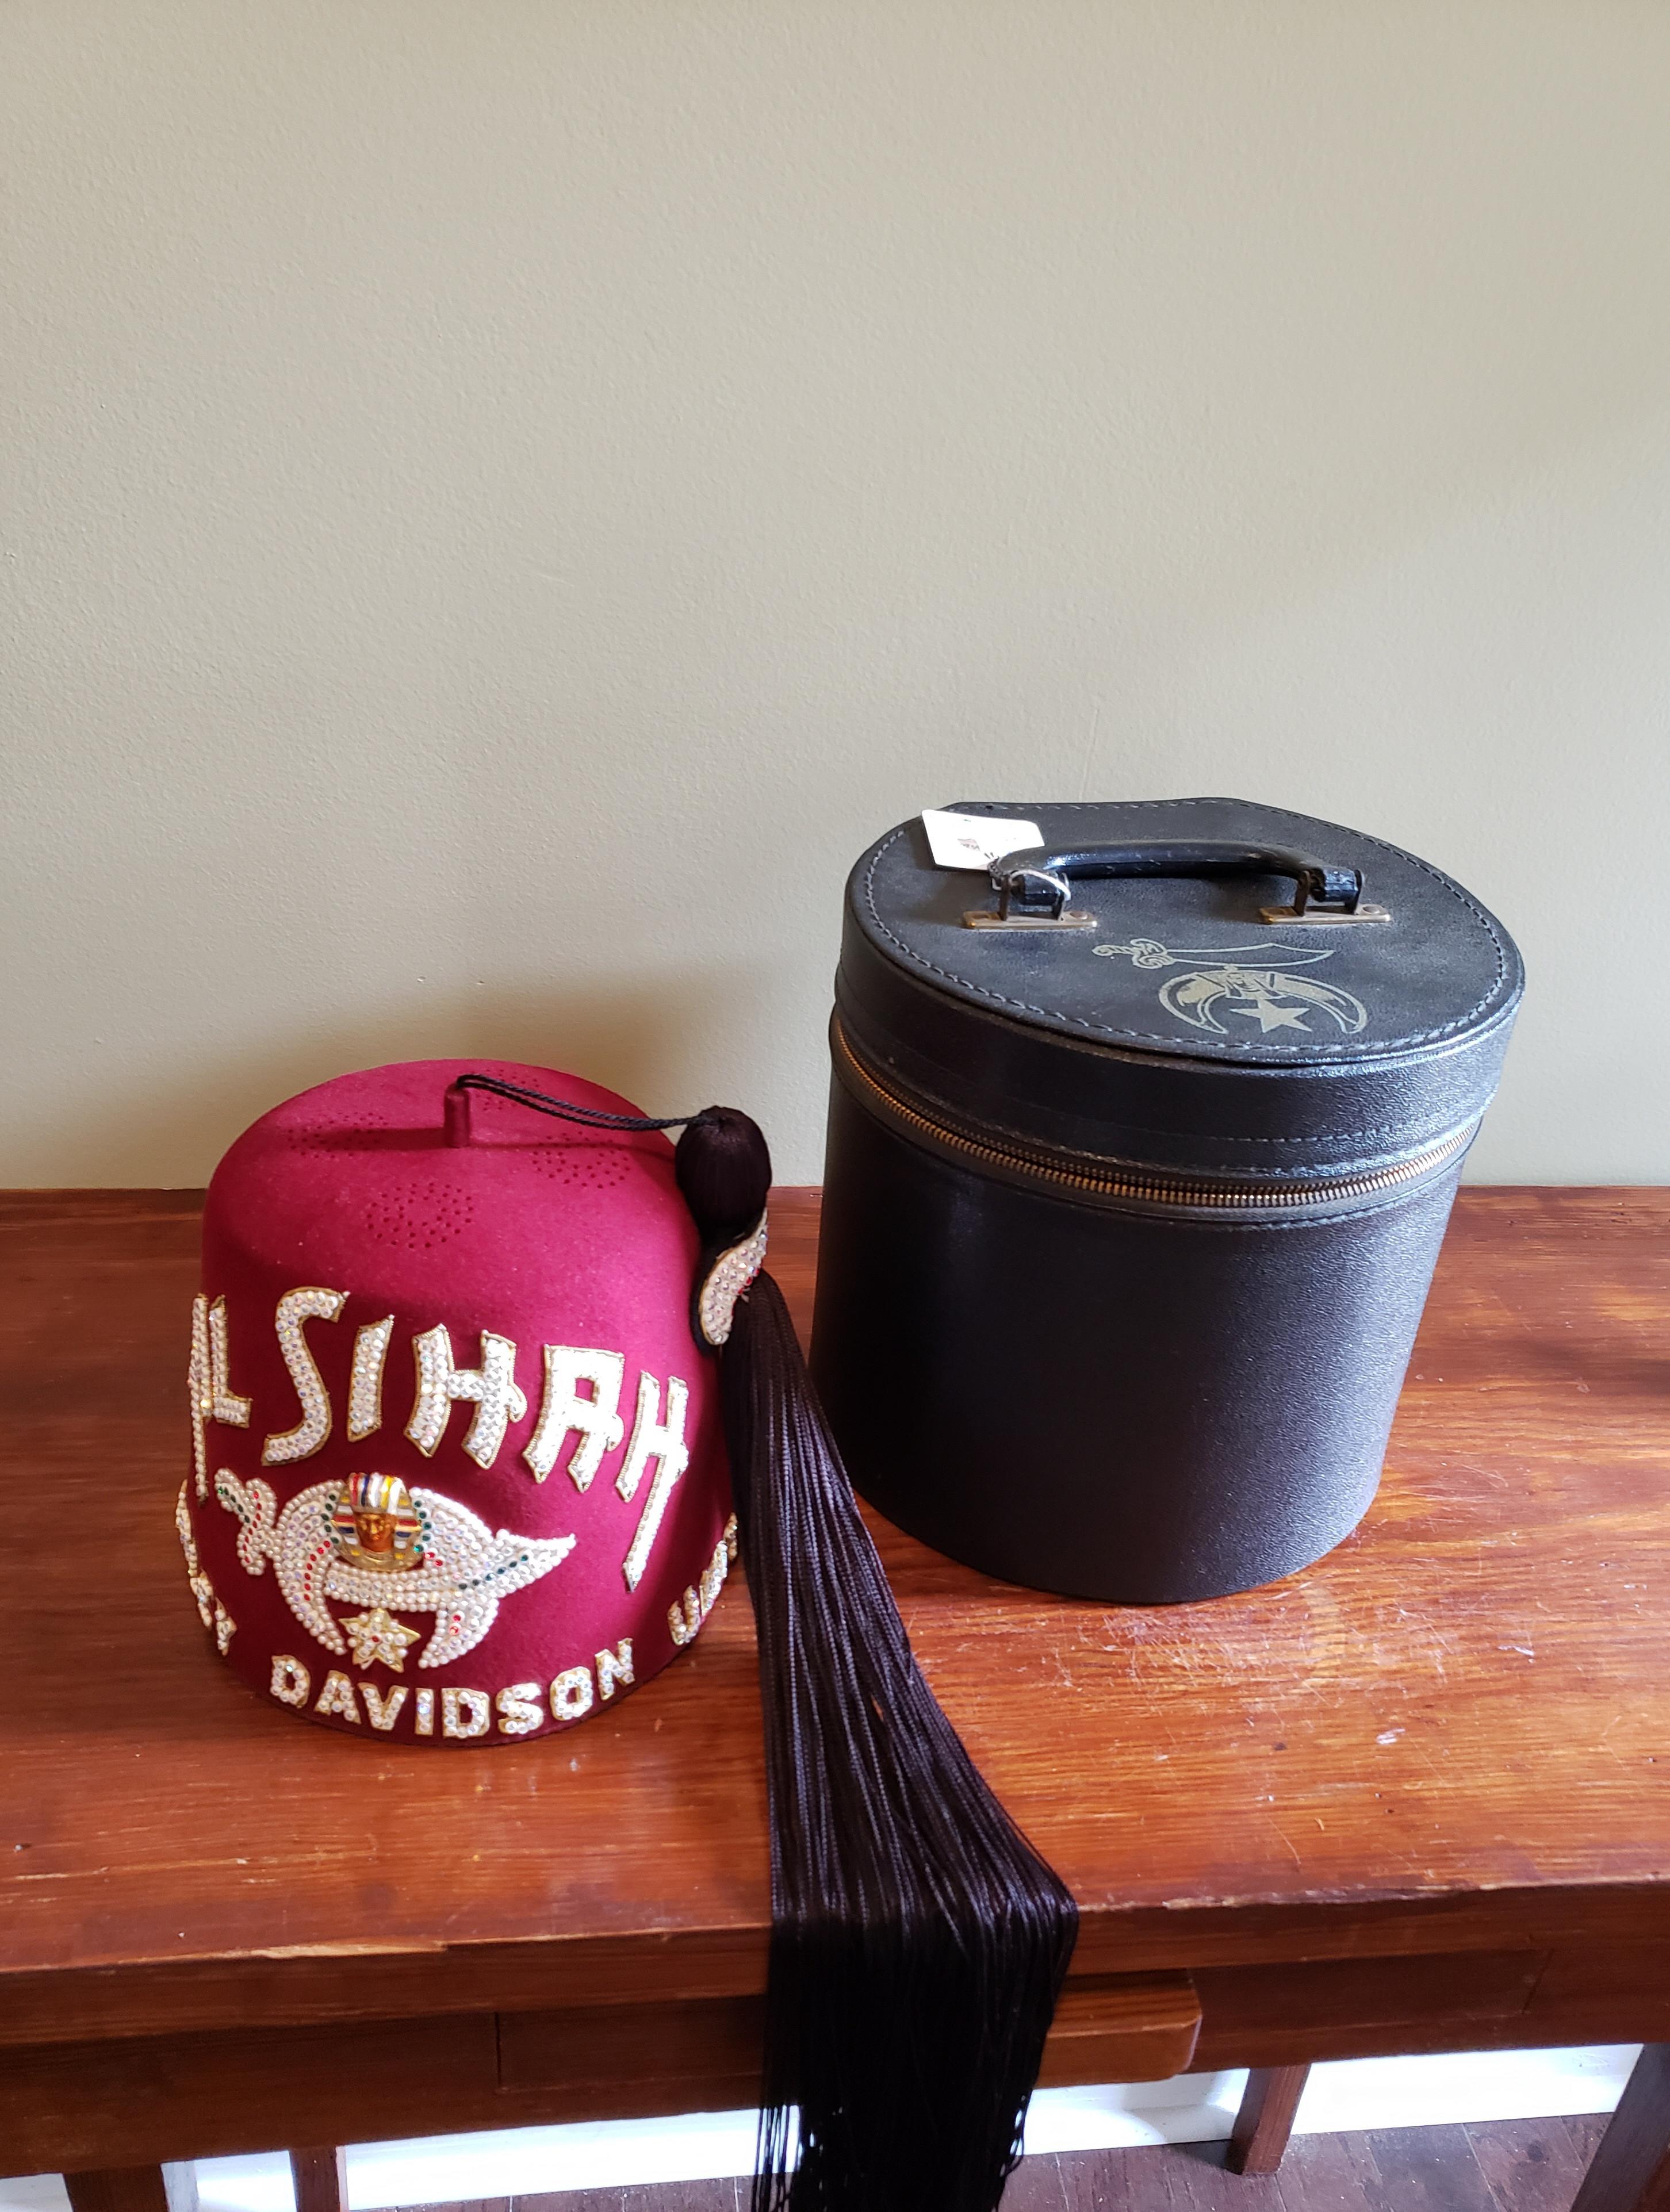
1096,937,1369,1037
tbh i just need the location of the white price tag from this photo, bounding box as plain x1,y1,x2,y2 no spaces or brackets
920,808,1042,871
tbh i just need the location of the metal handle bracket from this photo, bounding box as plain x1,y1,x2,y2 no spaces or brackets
963,839,1393,930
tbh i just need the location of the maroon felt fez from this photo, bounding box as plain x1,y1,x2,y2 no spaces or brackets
181,1060,743,1742
181,1057,1076,2212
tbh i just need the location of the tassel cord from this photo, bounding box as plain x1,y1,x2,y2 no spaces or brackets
450,1071,699,1132
721,1272,1078,2212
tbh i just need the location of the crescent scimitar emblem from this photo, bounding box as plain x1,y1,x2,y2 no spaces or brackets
1095,938,1368,1037
215,1469,576,1667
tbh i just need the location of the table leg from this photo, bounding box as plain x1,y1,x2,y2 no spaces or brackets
1225,2064,1311,2176
1572,2046,1670,2211
289,2148,349,2212
63,2169,198,2212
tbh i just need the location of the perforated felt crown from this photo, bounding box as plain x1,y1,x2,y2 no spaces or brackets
177,1059,736,1745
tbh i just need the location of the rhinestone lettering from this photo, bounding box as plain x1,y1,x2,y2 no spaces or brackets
442,1686,490,1738
668,1530,733,1647
617,1373,691,1592
523,1347,626,1489
176,1480,215,1627
262,1288,347,1464
595,1638,634,1701
362,1681,408,1731
208,1297,252,1426
347,1315,394,1442
408,1327,527,1468
315,1669,361,1723
496,1682,544,1736
188,1294,252,1498
188,1298,211,1498
550,1666,594,1722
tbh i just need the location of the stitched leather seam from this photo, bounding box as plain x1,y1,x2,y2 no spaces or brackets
885,1066,1477,1159
861,798,1512,1054
844,1016,1486,1144
895,1082,1479,1149
1070,1107,1484,1145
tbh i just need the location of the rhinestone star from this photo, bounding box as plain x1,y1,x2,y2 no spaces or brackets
340,1606,422,1672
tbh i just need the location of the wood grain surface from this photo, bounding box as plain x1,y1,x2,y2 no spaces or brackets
288,2148,348,2212
1228,2067,1312,2175
3,1188,1670,2123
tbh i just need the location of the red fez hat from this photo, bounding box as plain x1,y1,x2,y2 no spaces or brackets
181,1057,1075,2212
182,1060,731,1738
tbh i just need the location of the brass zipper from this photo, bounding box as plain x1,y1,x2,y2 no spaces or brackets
834,1022,1476,1213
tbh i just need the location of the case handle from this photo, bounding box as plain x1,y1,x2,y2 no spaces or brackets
967,839,1391,930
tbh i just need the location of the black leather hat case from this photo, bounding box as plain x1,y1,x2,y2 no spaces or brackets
810,797,1523,1603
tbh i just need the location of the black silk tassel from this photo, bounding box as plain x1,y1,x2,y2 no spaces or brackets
675,1109,1079,2212
449,1078,1079,2210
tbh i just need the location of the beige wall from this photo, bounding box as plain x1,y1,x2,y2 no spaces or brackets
6,2,1669,1185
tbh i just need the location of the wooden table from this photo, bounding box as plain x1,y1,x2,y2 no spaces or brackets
5,1189,1670,2209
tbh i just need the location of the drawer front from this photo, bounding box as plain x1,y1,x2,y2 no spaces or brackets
1036,1973,1201,2085
1193,1948,1548,2069
1525,1943,1670,2043
499,1969,1202,2100
496,1994,763,2111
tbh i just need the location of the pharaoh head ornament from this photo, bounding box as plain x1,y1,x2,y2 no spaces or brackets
331,1471,424,1570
